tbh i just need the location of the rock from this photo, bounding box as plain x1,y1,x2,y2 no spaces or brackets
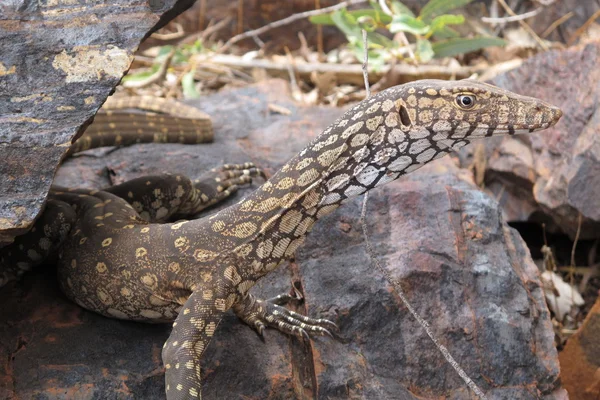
0,0,196,248
0,80,564,399
559,295,600,400
461,42,600,239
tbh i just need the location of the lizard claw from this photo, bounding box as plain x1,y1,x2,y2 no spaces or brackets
232,293,337,341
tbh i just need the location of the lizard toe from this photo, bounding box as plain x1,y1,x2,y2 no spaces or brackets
233,294,336,341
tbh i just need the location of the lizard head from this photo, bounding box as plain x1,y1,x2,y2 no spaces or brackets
393,79,562,143
242,79,562,220
297,79,563,193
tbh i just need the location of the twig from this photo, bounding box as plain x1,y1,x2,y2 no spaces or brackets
496,0,548,50
123,49,175,89
198,0,206,31
541,11,574,38
571,213,583,269
567,9,600,45
297,32,312,62
202,54,479,85
237,0,244,35
252,35,266,49
284,47,300,90
358,28,487,400
565,213,583,308
361,30,371,98
151,22,185,41
481,7,542,24
359,197,489,399
267,103,292,115
182,17,233,45
219,0,369,52
283,47,303,102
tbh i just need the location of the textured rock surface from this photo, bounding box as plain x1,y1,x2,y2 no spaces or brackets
0,0,195,248
0,80,564,399
461,42,600,239
559,296,600,400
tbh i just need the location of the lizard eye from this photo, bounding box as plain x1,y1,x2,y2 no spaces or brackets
456,94,476,109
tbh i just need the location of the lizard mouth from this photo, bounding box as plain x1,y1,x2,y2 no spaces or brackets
491,104,563,136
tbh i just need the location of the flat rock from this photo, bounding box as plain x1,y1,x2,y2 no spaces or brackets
0,79,564,399
461,42,600,239
0,0,196,248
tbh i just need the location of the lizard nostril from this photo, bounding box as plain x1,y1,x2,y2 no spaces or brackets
399,104,412,126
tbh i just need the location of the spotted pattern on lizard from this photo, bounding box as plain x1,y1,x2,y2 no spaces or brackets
68,96,214,156
0,80,562,399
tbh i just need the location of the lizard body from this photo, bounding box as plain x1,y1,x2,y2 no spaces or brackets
1,80,561,399
68,95,214,156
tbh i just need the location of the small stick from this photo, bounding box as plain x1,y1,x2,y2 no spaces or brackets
199,0,206,31
237,0,244,35
219,0,369,52
567,9,600,45
481,7,542,24
496,0,548,50
541,12,574,38
571,213,583,269
151,23,185,41
569,213,583,304
181,17,233,46
361,30,371,98
359,197,489,399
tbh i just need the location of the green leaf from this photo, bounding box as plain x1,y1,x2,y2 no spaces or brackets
157,45,175,57
330,9,361,40
310,9,392,26
309,13,334,25
390,14,429,35
432,25,460,39
390,0,415,17
182,70,201,99
349,41,386,71
428,14,465,34
432,36,506,58
367,31,396,48
419,0,474,22
416,39,434,62
357,15,378,32
122,64,159,82
172,48,189,65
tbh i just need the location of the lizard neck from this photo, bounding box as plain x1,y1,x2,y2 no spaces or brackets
201,86,465,288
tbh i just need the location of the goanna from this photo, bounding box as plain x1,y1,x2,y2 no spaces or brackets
0,80,562,399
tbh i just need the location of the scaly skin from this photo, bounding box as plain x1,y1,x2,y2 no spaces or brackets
1,80,562,399
67,96,214,156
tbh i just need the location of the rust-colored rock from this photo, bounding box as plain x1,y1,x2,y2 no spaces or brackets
0,0,196,248
559,295,600,400
0,80,564,399
462,42,600,239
